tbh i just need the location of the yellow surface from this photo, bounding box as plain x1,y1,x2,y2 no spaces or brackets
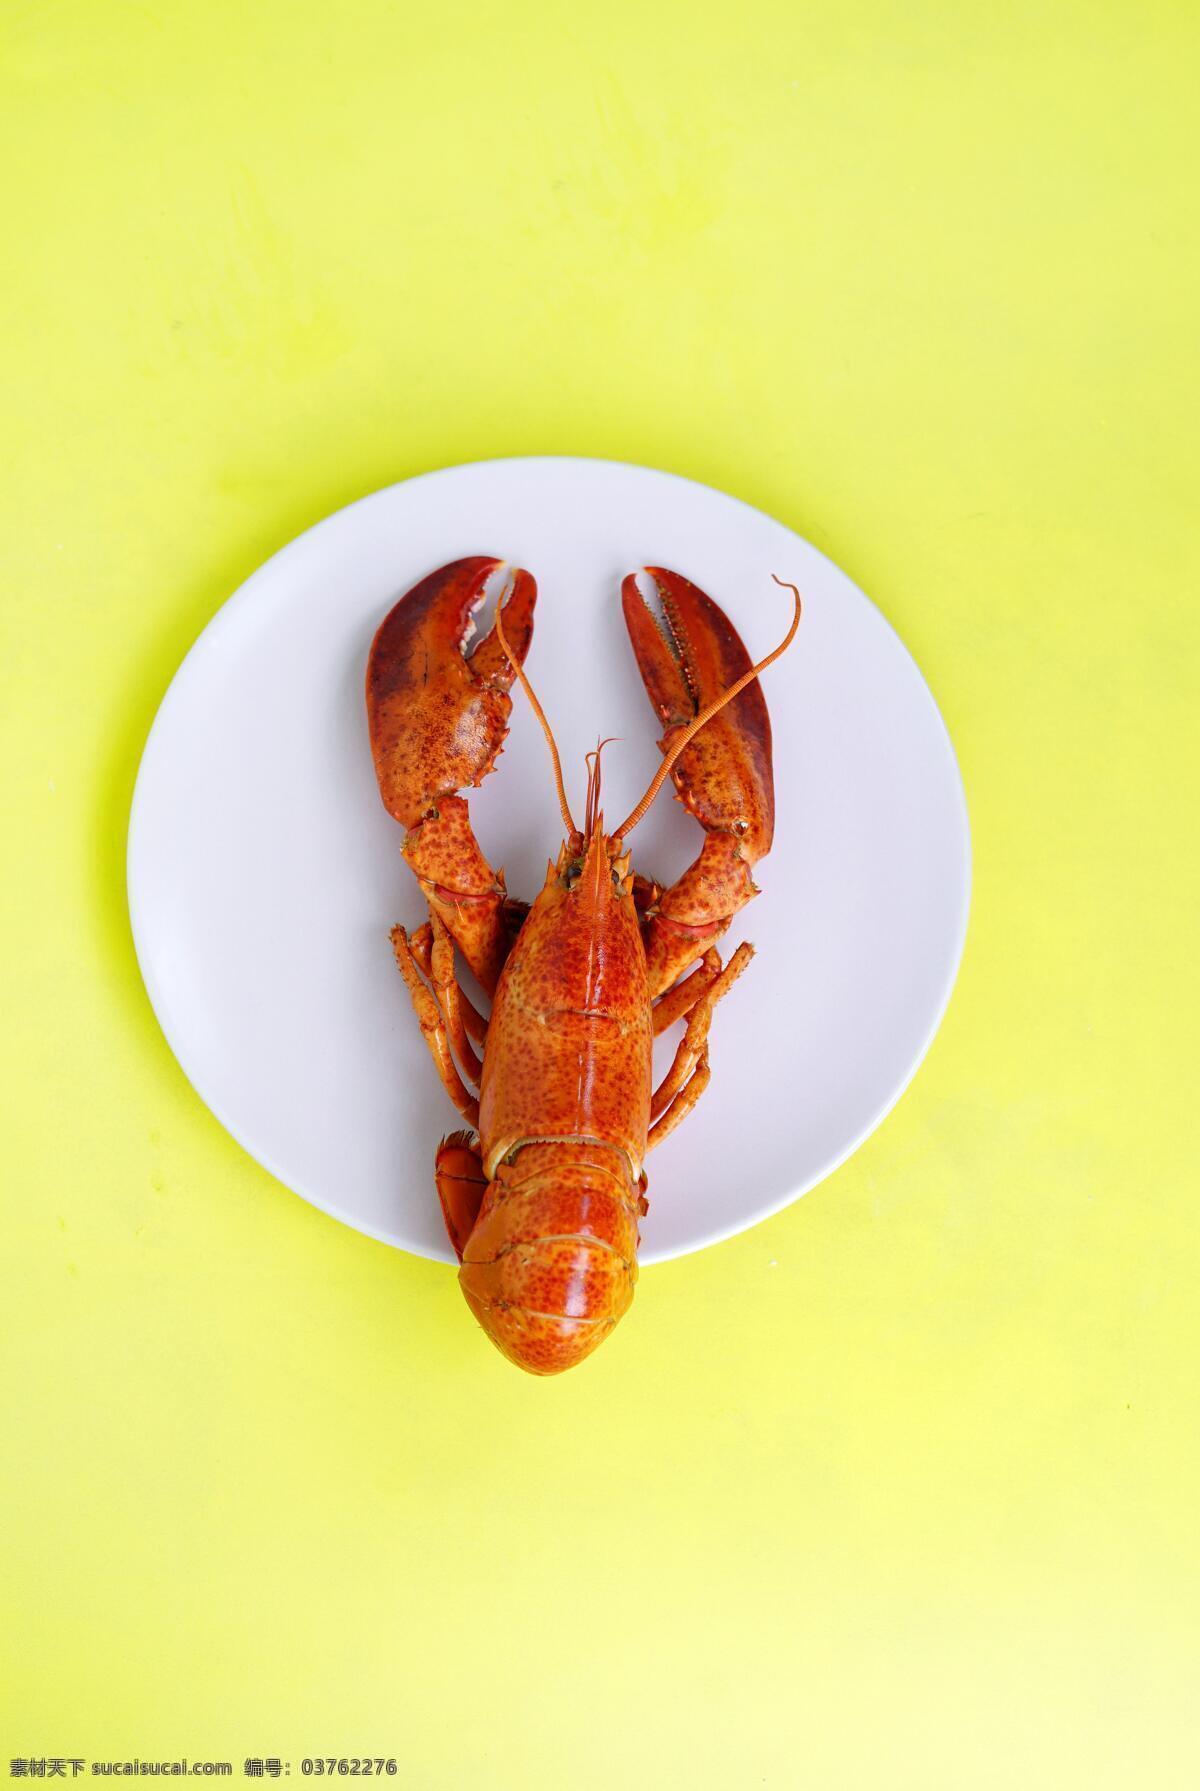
3,2,1197,1783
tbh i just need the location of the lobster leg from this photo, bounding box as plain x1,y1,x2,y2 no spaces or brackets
435,1131,488,1262
409,923,488,1047
428,910,482,1085
650,942,754,1121
647,1057,712,1152
367,557,537,995
391,926,479,1128
622,568,777,998
651,947,723,1037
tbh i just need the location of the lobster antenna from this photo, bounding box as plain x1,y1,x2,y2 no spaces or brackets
494,585,579,838
613,576,802,840
584,736,619,837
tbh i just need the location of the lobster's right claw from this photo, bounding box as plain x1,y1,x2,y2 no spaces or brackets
621,566,781,995
367,556,537,827
621,566,775,863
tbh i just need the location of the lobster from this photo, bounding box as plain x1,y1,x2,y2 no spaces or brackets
366,557,800,1374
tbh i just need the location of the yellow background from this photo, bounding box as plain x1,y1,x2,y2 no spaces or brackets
3,2,1197,1784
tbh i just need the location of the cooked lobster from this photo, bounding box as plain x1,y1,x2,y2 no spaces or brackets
366,557,800,1374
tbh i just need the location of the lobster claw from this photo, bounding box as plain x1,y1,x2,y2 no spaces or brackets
621,566,775,863
367,556,537,827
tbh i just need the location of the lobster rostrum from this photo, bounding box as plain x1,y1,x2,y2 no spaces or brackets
367,557,801,1374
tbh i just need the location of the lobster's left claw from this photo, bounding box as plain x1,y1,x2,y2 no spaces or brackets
367,556,536,827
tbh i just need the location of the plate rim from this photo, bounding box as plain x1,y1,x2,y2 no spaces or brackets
126,453,972,1265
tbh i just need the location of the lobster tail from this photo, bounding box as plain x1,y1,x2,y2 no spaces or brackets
458,1141,643,1374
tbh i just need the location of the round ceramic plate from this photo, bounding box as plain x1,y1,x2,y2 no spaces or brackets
128,457,970,1264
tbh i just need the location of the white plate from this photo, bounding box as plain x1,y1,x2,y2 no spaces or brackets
128,457,970,1265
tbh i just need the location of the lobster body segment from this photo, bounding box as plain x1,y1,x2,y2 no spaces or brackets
479,828,652,1179
458,827,652,1373
367,557,799,1374
458,1140,643,1374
